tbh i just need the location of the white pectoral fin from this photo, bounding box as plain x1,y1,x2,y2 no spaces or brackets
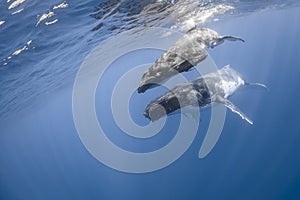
181,106,200,122
217,96,253,125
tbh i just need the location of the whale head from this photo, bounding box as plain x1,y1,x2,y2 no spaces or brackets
144,103,167,122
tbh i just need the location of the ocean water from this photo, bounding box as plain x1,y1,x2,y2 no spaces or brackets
1,0,300,199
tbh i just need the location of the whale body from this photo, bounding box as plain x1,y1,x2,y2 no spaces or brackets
144,65,267,124
137,27,244,93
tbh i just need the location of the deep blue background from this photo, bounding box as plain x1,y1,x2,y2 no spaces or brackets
1,1,300,200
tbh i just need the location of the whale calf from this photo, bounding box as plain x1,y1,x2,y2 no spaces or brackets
137,27,244,93
144,65,267,124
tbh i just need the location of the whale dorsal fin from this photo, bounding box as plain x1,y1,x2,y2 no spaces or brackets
215,96,253,125
187,26,197,33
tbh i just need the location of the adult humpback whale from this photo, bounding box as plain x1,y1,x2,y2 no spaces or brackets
144,65,267,124
137,27,244,93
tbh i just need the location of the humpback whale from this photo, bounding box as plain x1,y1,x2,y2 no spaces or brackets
137,27,244,93
144,65,267,124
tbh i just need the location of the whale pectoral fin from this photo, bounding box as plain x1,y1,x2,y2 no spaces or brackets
216,96,253,125
173,60,194,72
181,106,200,122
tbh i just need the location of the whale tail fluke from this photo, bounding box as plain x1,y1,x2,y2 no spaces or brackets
244,82,269,92
222,36,245,43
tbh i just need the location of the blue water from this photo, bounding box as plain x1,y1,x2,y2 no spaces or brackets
1,0,300,199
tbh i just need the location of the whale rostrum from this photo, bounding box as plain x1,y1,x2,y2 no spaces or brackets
137,27,244,93
144,65,267,124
